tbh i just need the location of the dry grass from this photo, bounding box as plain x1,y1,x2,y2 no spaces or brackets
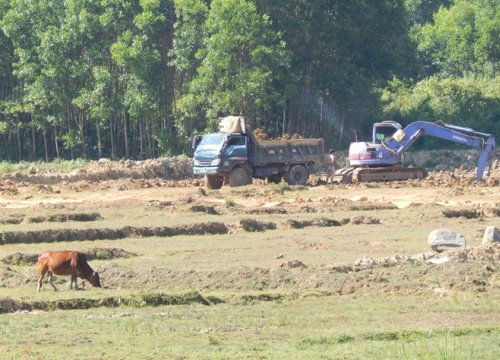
1,179,500,358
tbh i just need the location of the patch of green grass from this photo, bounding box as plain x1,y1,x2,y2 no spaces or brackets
1,297,499,359
268,179,293,195
239,218,276,231
224,198,236,207
0,159,88,174
422,157,440,169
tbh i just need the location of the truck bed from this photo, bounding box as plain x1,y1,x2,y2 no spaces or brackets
252,139,325,166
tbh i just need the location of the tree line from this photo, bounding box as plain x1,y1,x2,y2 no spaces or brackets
0,0,499,162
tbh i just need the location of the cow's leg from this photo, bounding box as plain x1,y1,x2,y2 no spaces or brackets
37,269,47,291
70,273,78,290
47,272,59,291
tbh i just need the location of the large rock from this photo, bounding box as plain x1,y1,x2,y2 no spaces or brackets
482,226,500,245
428,229,466,252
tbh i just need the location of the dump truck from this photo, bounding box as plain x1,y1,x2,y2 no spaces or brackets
192,116,325,189
333,120,496,183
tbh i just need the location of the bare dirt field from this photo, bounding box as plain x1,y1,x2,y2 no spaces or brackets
1,158,499,302
0,157,499,359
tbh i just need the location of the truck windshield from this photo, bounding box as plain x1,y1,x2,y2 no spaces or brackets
199,134,226,148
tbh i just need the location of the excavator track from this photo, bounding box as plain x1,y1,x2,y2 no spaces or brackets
333,167,427,184
332,167,355,184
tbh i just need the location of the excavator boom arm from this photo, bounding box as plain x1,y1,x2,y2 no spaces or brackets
385,121,496,180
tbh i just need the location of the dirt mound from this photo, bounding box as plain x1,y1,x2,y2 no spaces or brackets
352,243,500,269
286,218,342,229
1,248,136,266
0,222,230,245
83,244,500,295
1,253,39,266
1,158,193,184
279,260,308,269
0,291,213,314
1,150,498,191
0,212,102,225
85,248,137,261
442,208,500,218
442,243,500,263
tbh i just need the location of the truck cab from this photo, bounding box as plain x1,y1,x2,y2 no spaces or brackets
192,133,250,175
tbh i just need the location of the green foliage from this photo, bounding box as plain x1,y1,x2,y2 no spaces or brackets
269,179,292,195
224,198,236,207
405,0,452,27
59,129,83,153
152,128,172,155
418,0,500,77
0,158,88,174
380,76,500,148
170,0,208,74
0,0,498,159
174,0,290,133
125,291,210,307
239,218,276,232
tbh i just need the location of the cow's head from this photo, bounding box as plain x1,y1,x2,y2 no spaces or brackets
89,271,101,288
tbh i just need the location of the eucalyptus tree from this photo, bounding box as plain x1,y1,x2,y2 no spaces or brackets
418,0,500,77
174,0,290,137
2,0,111,160
380,76,500,147
0,0,18,160
404,0,452,26
379,0,500,145
170,0,209,145
2,0,64,160
0,0,13,100
41,0,107,160
170,0,208,89
257,0,414,146
105,0,176,158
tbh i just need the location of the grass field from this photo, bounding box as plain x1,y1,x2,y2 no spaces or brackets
1,173,500,359
2,294,499,359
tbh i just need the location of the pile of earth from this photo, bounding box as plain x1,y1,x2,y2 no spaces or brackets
351,243,500,269
1,248,136,266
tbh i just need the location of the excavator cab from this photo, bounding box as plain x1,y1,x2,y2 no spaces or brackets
346,121,404,168
372,121,402,144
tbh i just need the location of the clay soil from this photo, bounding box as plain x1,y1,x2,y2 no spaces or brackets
1,161,500,312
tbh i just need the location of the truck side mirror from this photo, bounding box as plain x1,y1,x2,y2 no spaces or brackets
192,135,203,150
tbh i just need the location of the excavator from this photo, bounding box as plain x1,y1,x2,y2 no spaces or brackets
333,120,496,183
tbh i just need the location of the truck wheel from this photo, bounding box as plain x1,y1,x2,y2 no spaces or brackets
284,165,308,185
205,175,223,190
229,167,251,187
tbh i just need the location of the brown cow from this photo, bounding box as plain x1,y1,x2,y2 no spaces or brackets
37,251,101,291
